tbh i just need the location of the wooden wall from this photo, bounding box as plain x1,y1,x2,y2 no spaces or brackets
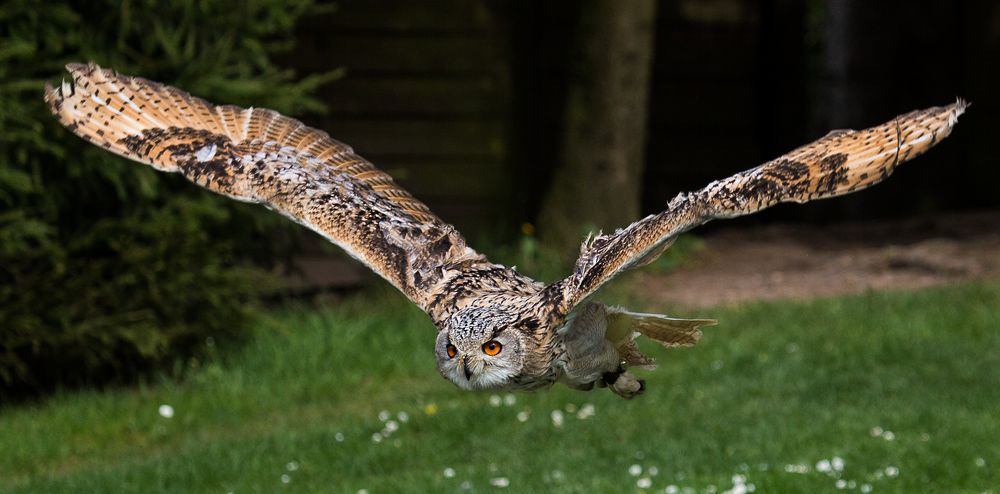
288,0,999,241
290,0,513,236
644,0,766,210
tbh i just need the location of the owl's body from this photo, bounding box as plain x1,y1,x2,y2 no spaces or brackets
46,63,966,398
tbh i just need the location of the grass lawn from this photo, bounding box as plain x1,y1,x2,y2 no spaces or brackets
1,281,998,493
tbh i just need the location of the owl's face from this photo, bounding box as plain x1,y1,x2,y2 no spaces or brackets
434,306,526,390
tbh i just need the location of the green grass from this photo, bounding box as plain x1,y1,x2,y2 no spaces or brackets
2,282,999,493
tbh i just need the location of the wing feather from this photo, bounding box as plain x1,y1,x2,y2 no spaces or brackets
45,62,485,311
552,101,968,315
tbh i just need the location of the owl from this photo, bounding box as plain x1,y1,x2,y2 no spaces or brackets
46,63,965,399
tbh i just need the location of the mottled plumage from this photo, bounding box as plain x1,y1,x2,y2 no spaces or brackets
46,63,966,399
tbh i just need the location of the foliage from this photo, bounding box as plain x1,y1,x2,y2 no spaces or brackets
0,282,997,491
0,0,337,397
479,222,571,284
482,220,705,285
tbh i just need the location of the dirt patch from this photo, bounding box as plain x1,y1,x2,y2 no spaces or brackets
635,210,1000,309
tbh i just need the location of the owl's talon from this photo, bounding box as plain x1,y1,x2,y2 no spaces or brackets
602,370,622,386
607,371,644,399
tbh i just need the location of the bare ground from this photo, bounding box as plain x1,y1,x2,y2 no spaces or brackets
635,210,1000,309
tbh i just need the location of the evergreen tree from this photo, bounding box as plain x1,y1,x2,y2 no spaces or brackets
0,0,336,398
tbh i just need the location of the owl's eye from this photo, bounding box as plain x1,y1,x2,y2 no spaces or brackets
446,344,458,359
482,340,503,356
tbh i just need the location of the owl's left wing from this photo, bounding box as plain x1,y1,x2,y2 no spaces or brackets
45,63,488,313
550,101,967,316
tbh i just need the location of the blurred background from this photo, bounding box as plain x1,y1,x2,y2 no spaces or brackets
2,0,998,400
2,1,999,492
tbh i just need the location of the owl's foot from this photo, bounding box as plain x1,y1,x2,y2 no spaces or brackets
601,369,645,399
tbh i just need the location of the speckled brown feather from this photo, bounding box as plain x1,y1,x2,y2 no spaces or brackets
44,63,494,313
551,100,968,316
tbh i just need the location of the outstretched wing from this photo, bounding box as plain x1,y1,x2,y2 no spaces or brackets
551,101,967,315
45,62,485,312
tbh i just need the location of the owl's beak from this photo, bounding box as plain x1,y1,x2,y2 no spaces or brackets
462,356,473,380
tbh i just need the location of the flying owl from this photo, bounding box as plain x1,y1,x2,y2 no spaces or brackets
45,63,965,399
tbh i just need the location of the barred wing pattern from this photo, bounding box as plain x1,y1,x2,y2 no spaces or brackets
45,63,485,311
553,101,968,315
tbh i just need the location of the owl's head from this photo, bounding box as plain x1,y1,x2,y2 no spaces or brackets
434,306,527,390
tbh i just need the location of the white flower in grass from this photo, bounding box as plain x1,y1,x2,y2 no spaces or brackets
870,426,884,437
637,477,652,488
334,432,345,442
882,430,895,441
816,459,832,473
280,474,291,484
516,410,530,422
550,410,564,427
503,394,516,406
371,432,383,443
885,466,899,477
723,474,749,494
629,464,643,476
378,410,390,422
831,457,845,472
835,479,847,489
860,483,872,493
490,477,510,488
975,457,986,467
384,420,399,433
576,403,596,420
489,395,502,407
648,466,659,476
158,404,174,419
286,461,299,471
665,486,679,494
443,467,456,478
357,490,369,494
564,403,577,413
397,411,409,422
459,480,472,490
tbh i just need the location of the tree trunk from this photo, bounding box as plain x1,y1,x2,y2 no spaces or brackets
537,0,657,257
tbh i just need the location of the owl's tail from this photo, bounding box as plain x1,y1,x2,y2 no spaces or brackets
606,307,717,369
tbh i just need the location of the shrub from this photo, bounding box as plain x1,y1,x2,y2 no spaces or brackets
0,0,335,399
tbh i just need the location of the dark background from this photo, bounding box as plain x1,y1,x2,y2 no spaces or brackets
289,0,998,237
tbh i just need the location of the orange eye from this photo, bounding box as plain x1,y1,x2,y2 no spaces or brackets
482,340,503,356
446,344,458,359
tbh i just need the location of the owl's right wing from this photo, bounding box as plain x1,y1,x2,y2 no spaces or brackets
550,101,967,316
45,63,487,313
